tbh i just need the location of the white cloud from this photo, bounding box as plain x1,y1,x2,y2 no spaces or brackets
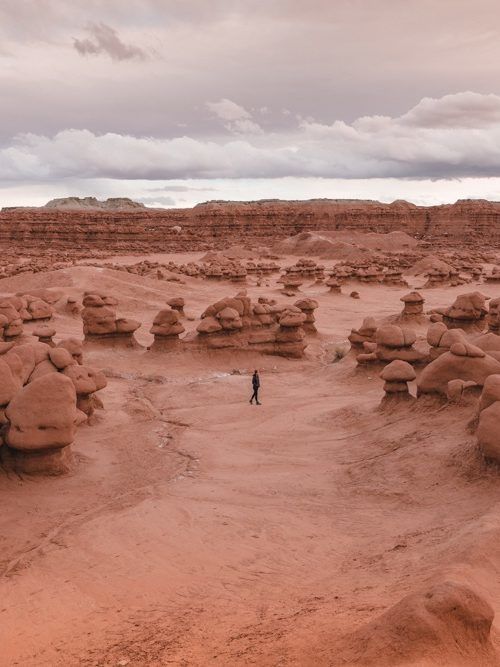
3,93,500,182
206,98,263,135
206,98,252,122
400,91,500,128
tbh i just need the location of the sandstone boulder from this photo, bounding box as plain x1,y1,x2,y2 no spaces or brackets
418,346,500,396
57,338,84,365
5,373,78,474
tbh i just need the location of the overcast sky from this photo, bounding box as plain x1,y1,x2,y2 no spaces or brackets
2,0,500,207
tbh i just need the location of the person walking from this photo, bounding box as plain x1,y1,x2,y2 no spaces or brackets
249,370,261,405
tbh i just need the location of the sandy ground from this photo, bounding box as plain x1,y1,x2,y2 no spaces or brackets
1,256,500,666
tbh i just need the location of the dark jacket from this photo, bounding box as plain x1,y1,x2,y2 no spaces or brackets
252,374,260,389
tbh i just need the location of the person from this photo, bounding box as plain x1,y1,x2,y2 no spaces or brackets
249,370,261,405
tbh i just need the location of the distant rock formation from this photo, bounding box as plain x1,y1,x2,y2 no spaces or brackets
3,198,500,253
43,196,146,211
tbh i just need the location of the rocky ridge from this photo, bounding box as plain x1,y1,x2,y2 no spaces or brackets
1,198,500,253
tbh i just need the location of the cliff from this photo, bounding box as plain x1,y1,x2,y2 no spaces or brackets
43,196,146,210
1,198,500,254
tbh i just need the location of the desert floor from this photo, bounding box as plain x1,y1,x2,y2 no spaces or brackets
1,253,500,666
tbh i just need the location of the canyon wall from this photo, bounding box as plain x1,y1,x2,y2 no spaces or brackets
1,198,500,253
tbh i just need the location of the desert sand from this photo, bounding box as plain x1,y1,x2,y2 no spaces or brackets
1,228,500,666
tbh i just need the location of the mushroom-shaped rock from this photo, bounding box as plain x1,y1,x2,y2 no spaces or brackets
443,291,489,326
167,297,185,315
82,304,117,335
275,308,307,350
150,308,185,338
82,293,141,346
380,360,416,387
400,291,424,317
5,373,78,474
379,360,416,403
325,276,341,293
294,298,319,333
360,325,426,364
149,308,185,350
33,324,56,346
279,275,303,294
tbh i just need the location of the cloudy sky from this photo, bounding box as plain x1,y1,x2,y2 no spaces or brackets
2,0,500,207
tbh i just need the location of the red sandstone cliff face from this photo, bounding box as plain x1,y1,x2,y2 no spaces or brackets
1,199,499,253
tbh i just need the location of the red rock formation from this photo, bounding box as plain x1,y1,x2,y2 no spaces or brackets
3,198,500,254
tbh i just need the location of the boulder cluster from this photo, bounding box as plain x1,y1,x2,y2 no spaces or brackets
442,291,489,329
417,341,500,396
423,267,461,288
82,293,141,346
94,256,280,283
278,259,325,294
327,261,409,287
150,306,185,350
192,292,315,358
357,324,427,364
0,294,54,341
0,338,106,474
